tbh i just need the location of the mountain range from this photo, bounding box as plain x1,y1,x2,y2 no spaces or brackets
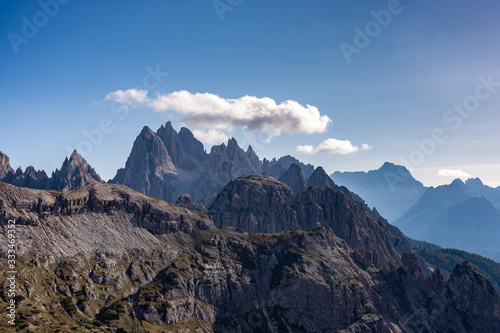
1,121,500,331
394,179,500,261
1,173,500,332
0,150,103,191
110,121,314,206
2,122,500,263
2,122,500,262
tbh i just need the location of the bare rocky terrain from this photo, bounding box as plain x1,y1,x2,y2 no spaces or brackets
1,178,499,332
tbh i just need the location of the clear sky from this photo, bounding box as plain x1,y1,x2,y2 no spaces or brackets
1,0,499,187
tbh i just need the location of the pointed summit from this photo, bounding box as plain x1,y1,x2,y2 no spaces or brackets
51,150,103,191
227,137,240,152
246,145,262,173
306,166,336,189
450,178,465,187
178,127,205,160
139,125,155,138
11,165,49,189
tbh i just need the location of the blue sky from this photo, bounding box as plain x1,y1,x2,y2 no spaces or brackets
1,0,499,186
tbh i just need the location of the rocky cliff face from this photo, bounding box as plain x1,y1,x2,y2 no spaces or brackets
0,151,14,180
0,150,102,191
9,165,50,189
0,182,499,332
278,163,305,194
306,166,337,189
209,174,411,272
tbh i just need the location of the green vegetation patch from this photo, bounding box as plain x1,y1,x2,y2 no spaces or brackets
411,239,500,290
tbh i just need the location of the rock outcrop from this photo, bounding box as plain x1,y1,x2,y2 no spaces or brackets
9,165,49,189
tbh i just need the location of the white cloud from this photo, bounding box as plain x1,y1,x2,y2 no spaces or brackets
361,143,372,151
437,169,471,179
295,144,316,154
105,89,331,139
192,129,229,145
105,89,148,107
296,138,371,155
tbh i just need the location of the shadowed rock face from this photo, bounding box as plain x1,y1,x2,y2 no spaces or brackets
0,181,499,332
0,151,14,180
279,163,305,194
306,166,336,189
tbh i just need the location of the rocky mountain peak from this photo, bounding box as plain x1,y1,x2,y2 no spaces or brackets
156,121,205,171
450,178,465,187
139,125,155,138
51,150,103,191
278,163,305,194
377,161,421,184
209,173,410,270
263,155,315,180
306,166,336,189
210,174,293,211
0,150,14,180
10,165,49,189
246,145,262,172
430,266,446,290
445,261,500,331
178,127,205,160
465,177,484,188
226,137,242,157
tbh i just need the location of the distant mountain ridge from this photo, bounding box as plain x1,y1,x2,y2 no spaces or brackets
332,162,500,261
0,150,103,191
394,178,500,261
331,162,427,221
